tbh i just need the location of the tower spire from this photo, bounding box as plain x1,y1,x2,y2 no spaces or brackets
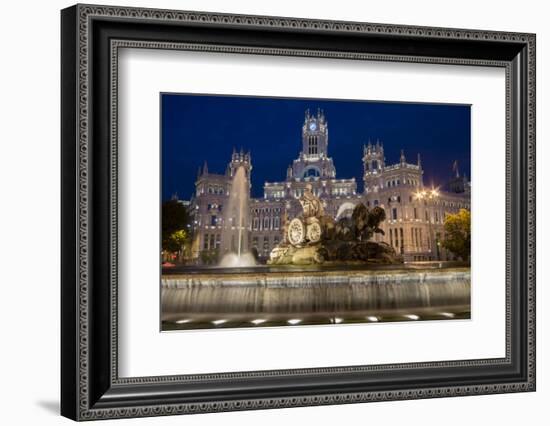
400,149,406,164
202,161,208,175
452,160,459,178
417,153,422,168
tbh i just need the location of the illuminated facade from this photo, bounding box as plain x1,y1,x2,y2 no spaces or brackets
190,109,470,262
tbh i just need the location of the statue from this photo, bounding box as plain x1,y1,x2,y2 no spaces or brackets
299,183,324,218
287,184,324,246
269,192,401,265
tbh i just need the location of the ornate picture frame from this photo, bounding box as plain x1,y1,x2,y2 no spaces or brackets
61,4,535,421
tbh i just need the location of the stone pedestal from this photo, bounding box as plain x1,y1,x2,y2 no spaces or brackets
268,240,403,266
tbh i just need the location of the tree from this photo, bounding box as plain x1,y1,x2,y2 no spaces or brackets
162,200,191,256
442,209,471,261
165,229,188,253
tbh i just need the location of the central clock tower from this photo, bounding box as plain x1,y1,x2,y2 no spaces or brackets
302,108,328,158
287,108,337,181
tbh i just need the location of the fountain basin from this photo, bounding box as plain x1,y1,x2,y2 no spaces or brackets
161,267,470,330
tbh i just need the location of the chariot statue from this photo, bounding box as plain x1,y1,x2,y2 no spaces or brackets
287,184,324,246
270,185,401,265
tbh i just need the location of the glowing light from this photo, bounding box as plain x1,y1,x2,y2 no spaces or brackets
332,318,343,324
440,312,455,318
251,319,267,325
219,252,257,268
287,319,302,325
212,319,227,325
367,316,379,322
404,314,420,320
176,319,191,324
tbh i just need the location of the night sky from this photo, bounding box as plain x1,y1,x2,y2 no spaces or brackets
161,94,471,201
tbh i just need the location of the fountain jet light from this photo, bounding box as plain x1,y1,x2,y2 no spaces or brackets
220,165,256,267
251,319,267,325
440,312,455,318
404,314,420,320
212,319,228,325
176,319,191,324
367,316,380,322
219,252,256,268
287,319,302,325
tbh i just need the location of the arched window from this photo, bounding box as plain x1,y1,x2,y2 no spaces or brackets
303,167,321,178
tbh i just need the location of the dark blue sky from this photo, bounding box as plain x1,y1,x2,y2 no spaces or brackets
161,94,470,201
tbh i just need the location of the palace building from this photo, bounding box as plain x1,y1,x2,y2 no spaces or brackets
189,109,470,263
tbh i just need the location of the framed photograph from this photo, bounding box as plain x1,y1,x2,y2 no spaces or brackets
61,4,536,421
160,93,472,331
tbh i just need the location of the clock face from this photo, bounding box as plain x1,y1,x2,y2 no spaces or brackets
309,122,317,131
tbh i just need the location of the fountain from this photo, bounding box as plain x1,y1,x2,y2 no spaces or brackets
161,184,469,331
162,267,470,329
219,165,256,267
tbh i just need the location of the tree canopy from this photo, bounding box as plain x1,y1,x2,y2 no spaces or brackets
442,208,471,261
162,200,191,254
